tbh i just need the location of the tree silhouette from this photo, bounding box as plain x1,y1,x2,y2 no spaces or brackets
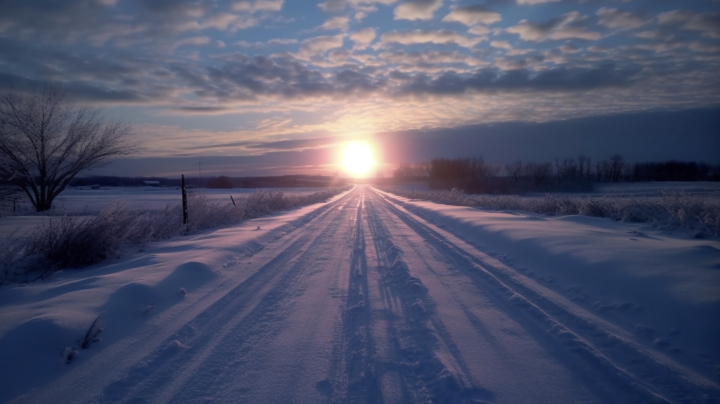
0,85,138,211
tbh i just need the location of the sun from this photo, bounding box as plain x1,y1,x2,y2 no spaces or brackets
341,141,375,176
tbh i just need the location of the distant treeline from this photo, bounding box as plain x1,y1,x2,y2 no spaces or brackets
394,156,720,194
70,175,349,189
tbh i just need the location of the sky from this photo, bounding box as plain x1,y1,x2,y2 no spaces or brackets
0,0,718,177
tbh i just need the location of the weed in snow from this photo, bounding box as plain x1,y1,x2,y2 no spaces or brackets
169,340,189,350
0,187,348,282
63,347,79,364
81,312,105,349
384,188,720,236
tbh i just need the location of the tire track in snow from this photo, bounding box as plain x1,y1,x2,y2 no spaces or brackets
12,187,358,404
82,191,360,403
363,195,496,403
326,194,384,403
368,189,616,403
373,187,720,404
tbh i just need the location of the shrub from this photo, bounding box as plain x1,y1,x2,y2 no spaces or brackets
382,187,720,236
1,187,348,282
81,312,105,349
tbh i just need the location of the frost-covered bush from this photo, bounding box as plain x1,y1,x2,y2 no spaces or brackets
660,193,720,236
1,187,348,281
383,187,720,236
26,201,139,269
0,231,30,283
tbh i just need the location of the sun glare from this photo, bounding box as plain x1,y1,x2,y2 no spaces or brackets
341,141,375,176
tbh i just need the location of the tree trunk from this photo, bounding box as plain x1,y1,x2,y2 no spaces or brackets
36,198,53,212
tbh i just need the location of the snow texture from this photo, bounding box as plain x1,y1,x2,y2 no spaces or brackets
0,185,718,403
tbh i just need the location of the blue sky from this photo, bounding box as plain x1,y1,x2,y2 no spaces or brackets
0,0,718,177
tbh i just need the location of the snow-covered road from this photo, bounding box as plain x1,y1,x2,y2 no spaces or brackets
4,185,719,403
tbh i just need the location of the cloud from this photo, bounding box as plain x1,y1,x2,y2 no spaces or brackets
231,0,284,12
327,49,354,65
175,13,257,32
350,27,377,50
202,13,242,30
353,6,376,21
635,30,662,40
174,106,230,113
269,38,299,45
516,0,561,4
442,5,501,26
320,16,350,31
0,71,149,102
394,0,443,21
334,69,382,92
395,63,639,96
138,0,210,17
203,54,335,99
507,12,602,42
0,0,280,52
174,36,211,50
381,50,486,70
658,10,720,38
0,0,119,42
559,43,580,53
318,0,347,12
468,25,490,36
379,29,484,48
689,42,720,53
596,7,646,30
244,136,338,151
318,0,397,14
236,38,298,48
298,34,346,59
490,41,512,50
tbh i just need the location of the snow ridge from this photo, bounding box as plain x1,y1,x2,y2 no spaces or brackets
376,188,720,403
362,197,495,403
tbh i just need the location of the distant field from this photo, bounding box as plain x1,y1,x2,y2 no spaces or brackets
591,182,720,199
9,186,331,215
0,186,339,238
391,181,720,200
384,181,720,236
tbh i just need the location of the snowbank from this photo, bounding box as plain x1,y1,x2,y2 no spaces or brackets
0,189,351,403
375,188,720,382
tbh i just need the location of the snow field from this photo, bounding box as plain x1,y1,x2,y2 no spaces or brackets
374,189,719,402
385,183,720,236
0,190,351,403
1,187,348,282
0,185,718,403
6,186,332,216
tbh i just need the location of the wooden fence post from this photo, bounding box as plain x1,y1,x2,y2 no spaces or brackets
181,174,188,230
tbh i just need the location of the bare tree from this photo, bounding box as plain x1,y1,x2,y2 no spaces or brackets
0,86,138,212
609,154,625,182
505,160,523,182
577,155,591,181
527,162,553,186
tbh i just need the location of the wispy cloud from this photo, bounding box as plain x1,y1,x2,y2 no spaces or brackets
597,8,646,30
351,28,377,50
658,10,720,38
298,34,346,60
379,29,485,48
394,0,443,21
232,0,284,13
508,12,602,41
320,16,350,31
442,5,502,26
